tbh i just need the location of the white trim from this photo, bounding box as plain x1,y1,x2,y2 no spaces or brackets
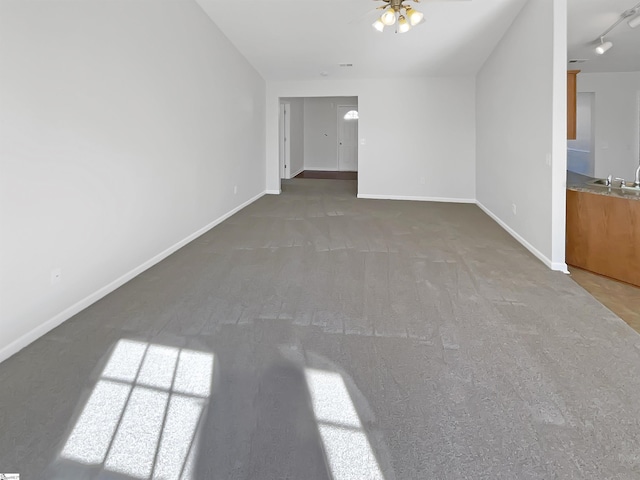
279,101,291,179
357,194,475,204
567,148,590,153
266,189,281,195
476,201,568,273
0,191,266,364
290,167,304,178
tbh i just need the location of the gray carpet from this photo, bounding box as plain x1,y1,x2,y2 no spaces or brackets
2,178,640,479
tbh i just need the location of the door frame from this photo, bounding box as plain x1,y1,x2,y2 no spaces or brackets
279,101,291,179
337,104,358,172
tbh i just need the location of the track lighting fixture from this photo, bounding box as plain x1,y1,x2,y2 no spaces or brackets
592,2,640,55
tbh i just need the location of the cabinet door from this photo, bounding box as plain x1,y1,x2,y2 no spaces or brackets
566,189,640,287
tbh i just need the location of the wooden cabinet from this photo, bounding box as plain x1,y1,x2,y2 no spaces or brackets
566,189,640,287
567,70,580,140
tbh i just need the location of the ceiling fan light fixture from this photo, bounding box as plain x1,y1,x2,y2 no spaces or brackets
381,8,397,26
595,38,613,55
406,7,424,26
629,14,640,28
398,15,411,33
372,18,385,32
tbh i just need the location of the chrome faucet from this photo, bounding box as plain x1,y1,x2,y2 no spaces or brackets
615,177,627,188
635,164,640,188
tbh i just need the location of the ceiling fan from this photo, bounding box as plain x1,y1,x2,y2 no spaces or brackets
366,0,470,33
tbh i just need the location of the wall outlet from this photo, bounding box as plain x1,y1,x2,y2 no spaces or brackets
233,185,238,194
51,268,62,285
545,153,552,166
420,176,426,185
360,138,366,145
511,203,517,215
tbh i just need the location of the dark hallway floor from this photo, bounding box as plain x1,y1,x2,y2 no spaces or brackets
1,178,640,479
294,170,358,180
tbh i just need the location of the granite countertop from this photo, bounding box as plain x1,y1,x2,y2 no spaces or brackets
567,171,640,201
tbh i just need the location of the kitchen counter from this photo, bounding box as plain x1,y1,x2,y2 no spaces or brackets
567,171,640,200
566,171,640,287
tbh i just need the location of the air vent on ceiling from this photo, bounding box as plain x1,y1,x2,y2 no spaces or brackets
339,63,353,67
568,59,588,64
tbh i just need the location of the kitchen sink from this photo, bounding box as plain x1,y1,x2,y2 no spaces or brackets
588,178,611,187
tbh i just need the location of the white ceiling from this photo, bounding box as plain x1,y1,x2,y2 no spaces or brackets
196,0,528,81
195,0,640,81
567,0,640,73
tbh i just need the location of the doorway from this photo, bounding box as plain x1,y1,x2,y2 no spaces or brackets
337,105,358,172
567,92,595,176
278,96,359,192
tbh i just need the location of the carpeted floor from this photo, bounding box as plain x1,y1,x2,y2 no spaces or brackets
2,178,640,479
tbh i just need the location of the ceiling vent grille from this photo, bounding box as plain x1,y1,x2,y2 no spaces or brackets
339,63,353,67
568,59,588,64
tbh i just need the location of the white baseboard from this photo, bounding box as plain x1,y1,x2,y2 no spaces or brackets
266,189,281,195
0,191,266,364
475,201,568,273
357,194,476,204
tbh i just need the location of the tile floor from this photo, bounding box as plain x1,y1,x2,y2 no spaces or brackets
569,266,640,334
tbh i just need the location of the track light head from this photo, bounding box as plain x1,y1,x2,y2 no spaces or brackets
629,14,640,28
595,38,613,55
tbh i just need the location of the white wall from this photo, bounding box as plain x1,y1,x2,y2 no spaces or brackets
476,0,567,271
303,97,358,171
0,0,266,361
266,78,476,201
577,72,640,180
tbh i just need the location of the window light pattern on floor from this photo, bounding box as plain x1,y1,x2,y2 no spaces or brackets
305,368,384,480
61,339,214,480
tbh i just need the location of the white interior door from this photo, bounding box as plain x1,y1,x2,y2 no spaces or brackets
279,102,290,179
338,105,358,172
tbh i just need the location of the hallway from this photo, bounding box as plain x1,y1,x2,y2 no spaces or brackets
2,179,640,479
